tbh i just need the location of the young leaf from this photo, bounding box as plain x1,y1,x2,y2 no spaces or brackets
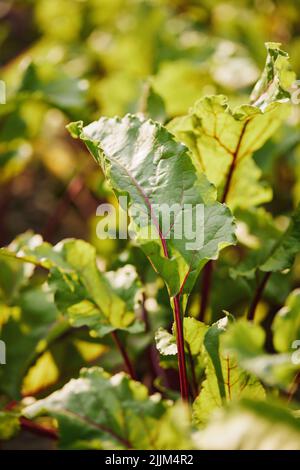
203,316,229,400
68,115,236,301
250,42,296,110
168,43,294,209
193,316,265,426
23,367,193,450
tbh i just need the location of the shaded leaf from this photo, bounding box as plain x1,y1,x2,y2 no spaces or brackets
24,367,193,450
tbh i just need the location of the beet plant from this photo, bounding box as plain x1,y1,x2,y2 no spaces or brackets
1,43,300,450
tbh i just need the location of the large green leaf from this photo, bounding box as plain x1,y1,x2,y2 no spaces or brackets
223,320,300,390
68,115,236,301
196,399,300,450
1,236,144,337
168,43,294,210
23,367,193,450
193,316,265,426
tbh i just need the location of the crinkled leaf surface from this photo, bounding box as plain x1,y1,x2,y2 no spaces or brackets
155,327,177,356
24,367,193,450
68,115,235,300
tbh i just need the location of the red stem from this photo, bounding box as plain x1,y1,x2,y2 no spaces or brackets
173,295,189,401
111,160,190,400
20,417,58,440
111,331,137,380
5,401,58,440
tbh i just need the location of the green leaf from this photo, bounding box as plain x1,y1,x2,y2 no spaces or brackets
193,316,264,426
196,399,300,450
259,205,300,273
223,320,300,389
0,232,40,302
272,289,300,353
20,62,87,110
0,411,20,440
168,95,287,210
23,367,193,450
250,42,296,110
1,236,144,337
203,316,230,400
139,82,167,123
168,43,294,210
68,115,236,301
231,205,300,281
156,317,207,355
